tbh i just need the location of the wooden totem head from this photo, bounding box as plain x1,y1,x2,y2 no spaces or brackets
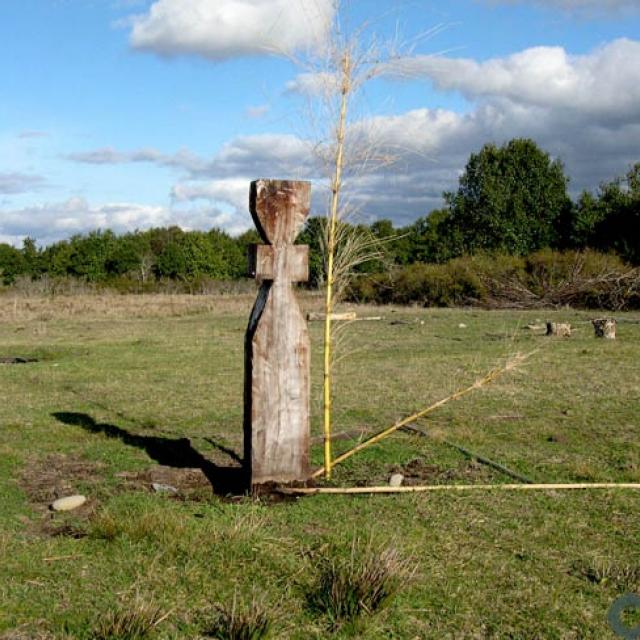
244,179,311,487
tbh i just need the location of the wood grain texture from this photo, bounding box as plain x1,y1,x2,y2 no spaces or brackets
248,245,309,283
244,179,311,486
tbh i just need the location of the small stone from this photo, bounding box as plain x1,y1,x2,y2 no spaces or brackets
152,482,178,494
51,495,86,512
458,323,467,329
389,473,404,487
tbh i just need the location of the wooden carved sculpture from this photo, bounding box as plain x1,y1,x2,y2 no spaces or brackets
244,179,311,486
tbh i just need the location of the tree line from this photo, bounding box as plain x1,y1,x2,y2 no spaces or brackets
1,138,638,288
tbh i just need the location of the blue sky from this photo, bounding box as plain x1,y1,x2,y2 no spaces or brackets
1,0,639,245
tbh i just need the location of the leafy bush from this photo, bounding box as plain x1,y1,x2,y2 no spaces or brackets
0,243,27,284
347,250,640,310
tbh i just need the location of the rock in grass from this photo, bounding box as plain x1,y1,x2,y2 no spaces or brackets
389,473,404,487
51,495,86,512
152,482,178,494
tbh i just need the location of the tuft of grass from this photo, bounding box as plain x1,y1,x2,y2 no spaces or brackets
306,538,414,630
89,511,120,541
89,504,188,544
89,599,165,640
201,594,271,640
572,558,640,592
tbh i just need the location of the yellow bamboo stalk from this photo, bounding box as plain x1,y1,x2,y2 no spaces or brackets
280,483,640,496
322,50,351,480
312,350,537,479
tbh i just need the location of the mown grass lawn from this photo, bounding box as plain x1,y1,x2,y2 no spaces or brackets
0,293,638,639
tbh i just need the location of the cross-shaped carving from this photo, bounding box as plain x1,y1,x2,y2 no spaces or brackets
244,179,311,487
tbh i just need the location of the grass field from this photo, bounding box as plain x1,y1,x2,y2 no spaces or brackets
1,293,639,639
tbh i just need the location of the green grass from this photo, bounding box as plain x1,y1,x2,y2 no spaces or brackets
0,294,639,638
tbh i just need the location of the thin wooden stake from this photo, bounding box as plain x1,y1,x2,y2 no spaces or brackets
280,483,640,496
311,350,538,479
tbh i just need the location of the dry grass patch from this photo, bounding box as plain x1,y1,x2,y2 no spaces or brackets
89,598,167,640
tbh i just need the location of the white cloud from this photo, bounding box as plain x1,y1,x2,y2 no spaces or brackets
172,177,248,207
214,133,313,177
171,178,254,228
0,234,24,246
70,133,314,181
129,0,335,60
490,0,640,11
67,147,128,164
64,38,640,227
65,98,640,226
285,71,340,96
68,146,210,174
384,39,640,121
245,104,270,119
0,172,47,194
17,130,49,139
0,197,247,246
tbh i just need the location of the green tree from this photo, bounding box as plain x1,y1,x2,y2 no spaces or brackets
105,232,153,278
21,237,41,277
591,163,640,264
568,191,604,248
207,228,245,278
444,138,571,255
297,217,326,287
0,244,26,284
42,240,74,277
369,219,413,266
155,240,187,279
405,209,461,264
66,230,116,281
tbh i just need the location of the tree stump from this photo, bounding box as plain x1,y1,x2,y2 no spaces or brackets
546,322,572,337
244,179,311,487
592,318,616,339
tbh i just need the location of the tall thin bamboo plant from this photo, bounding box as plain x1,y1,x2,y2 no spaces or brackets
293,8,444,479
323,50,351,479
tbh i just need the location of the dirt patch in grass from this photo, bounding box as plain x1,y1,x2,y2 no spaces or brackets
393,457,495,485
19,453,104,537
19,456,227,537
115,464,216,501
0,356,38,364
20,453,104,507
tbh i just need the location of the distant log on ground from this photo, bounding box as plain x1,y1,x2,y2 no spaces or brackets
592,318,616,339
546,322,572,337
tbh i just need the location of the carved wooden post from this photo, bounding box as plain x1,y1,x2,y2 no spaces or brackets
244,179,311,487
